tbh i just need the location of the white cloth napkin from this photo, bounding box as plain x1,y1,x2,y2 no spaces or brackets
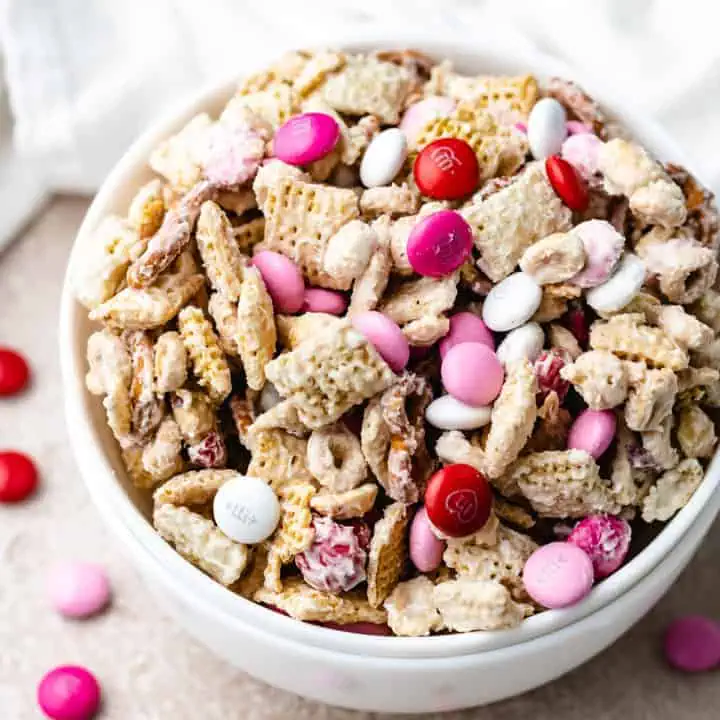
0,0,718,245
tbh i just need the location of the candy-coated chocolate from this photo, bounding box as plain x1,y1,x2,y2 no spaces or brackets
424,464,493,539
482,272,542,332
561,132,602,180
48,562,111,619
252,250,305,314
360,128,408,188
664,616,720,672
586,253,646,313
409,506,446,572
441,342,504,407
523,542,594,609
0,347,30,395
273,112,339,165
213,475,281,544
495,322,544,367
565,120,593,135
546,155,589,211
570,219,625,288
567,515,631,579
567,409,617,459
406,210,473,277
400,96,456,143
302,288,348,315
37,665,101,720
527,98,567,160
413,138,479,200
0,451,38,503
439,312,495,359
351,311,409,373
425,395,491,431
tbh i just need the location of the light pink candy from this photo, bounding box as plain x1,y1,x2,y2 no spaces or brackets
406,210,473,277
567,409,616,459
523,542,595,609
252,250,305,314
37,665,101,720
441,342,503,407
569,219,625,288
302,288,347,315
566,120,594,135
567,515,631,579
409,506,446,572
273,112,339,165
439,312,495,359
351,311,409,373
47,561,111,619
561,133,603,180
400,96,456,143
664,616,720,672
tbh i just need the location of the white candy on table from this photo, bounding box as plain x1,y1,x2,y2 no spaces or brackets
482,272,543,332
425,395,492,431
586,253,646,314
213,475,281,544
496,322,545,366
360,128,408,188
527,98,567,160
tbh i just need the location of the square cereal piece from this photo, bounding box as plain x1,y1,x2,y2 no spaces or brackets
246,429,314,490
367,502,409,608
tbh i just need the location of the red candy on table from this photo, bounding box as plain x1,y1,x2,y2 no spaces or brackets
0,347,30,395
424,464,493,538
545,155,589,212
413,138,479,200
0,450,38,503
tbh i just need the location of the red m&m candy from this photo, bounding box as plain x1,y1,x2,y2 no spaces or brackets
545,155,589,211
0,347,30,396
424,463,493,538
0,451,38,503
413,138,479,200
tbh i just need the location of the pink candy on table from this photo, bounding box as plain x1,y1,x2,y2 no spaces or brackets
523,542,595,609
273,112,339,165
439,312,495,359
567,409,617,459
351,311,409,373
251,250,305,314
561,132,603,180
441,342,504,407
664,616,720,672
37,665,101,720
409,506,446,572
400,96,456,144
406,210,473,277
567,515,631,579
47,561,111,619
302,288,348,316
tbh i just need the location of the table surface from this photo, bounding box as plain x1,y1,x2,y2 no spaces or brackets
0,196,718,720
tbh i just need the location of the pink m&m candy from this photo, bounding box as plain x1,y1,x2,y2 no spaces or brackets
273,112,339,165
302,288,347,315
400,96,456,144
251,250,305,314
567,515,631,579
664,616,720,672
409,506,446,572
523,542,594,609
567,409,617,459
48,561,111,619
38,665,101,720
351,311,409,373
441,342,503,407
439,312,495,359
406,210,473,277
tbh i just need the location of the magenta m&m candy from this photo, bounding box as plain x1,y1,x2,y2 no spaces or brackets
406,210,473,277
545,155,589,212
0,347,31,395
441,342,504,407
439,312,495,359
351,311,409,373
424,464,493,539
523,542,594,609
302,288,348,315
567,515,631,579
37,665,101,720
664,616,720,672
413,138,479,200
273,112,339,165
0,450,38,503
567,409,617,459
409,506,446,572
48,561,111,619
251,250,305,314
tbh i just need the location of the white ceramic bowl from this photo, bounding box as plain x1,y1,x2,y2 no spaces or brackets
60,35,720,713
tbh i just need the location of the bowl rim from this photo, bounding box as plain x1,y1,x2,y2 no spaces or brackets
60,32,720,660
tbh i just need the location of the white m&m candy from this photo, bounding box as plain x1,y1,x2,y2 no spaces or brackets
360,128,408,188
425,394,492,431
527,98,567,160
586,253,646,314
213,475,280,544
482,272,543,332
496,322,545,366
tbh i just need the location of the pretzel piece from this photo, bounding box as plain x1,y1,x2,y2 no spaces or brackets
126,330,164,440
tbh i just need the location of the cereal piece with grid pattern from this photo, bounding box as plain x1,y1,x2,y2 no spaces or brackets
246,429,313,490
367,502,409,608
641,458,703,522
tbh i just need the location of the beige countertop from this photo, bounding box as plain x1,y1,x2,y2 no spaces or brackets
0,197,718,719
